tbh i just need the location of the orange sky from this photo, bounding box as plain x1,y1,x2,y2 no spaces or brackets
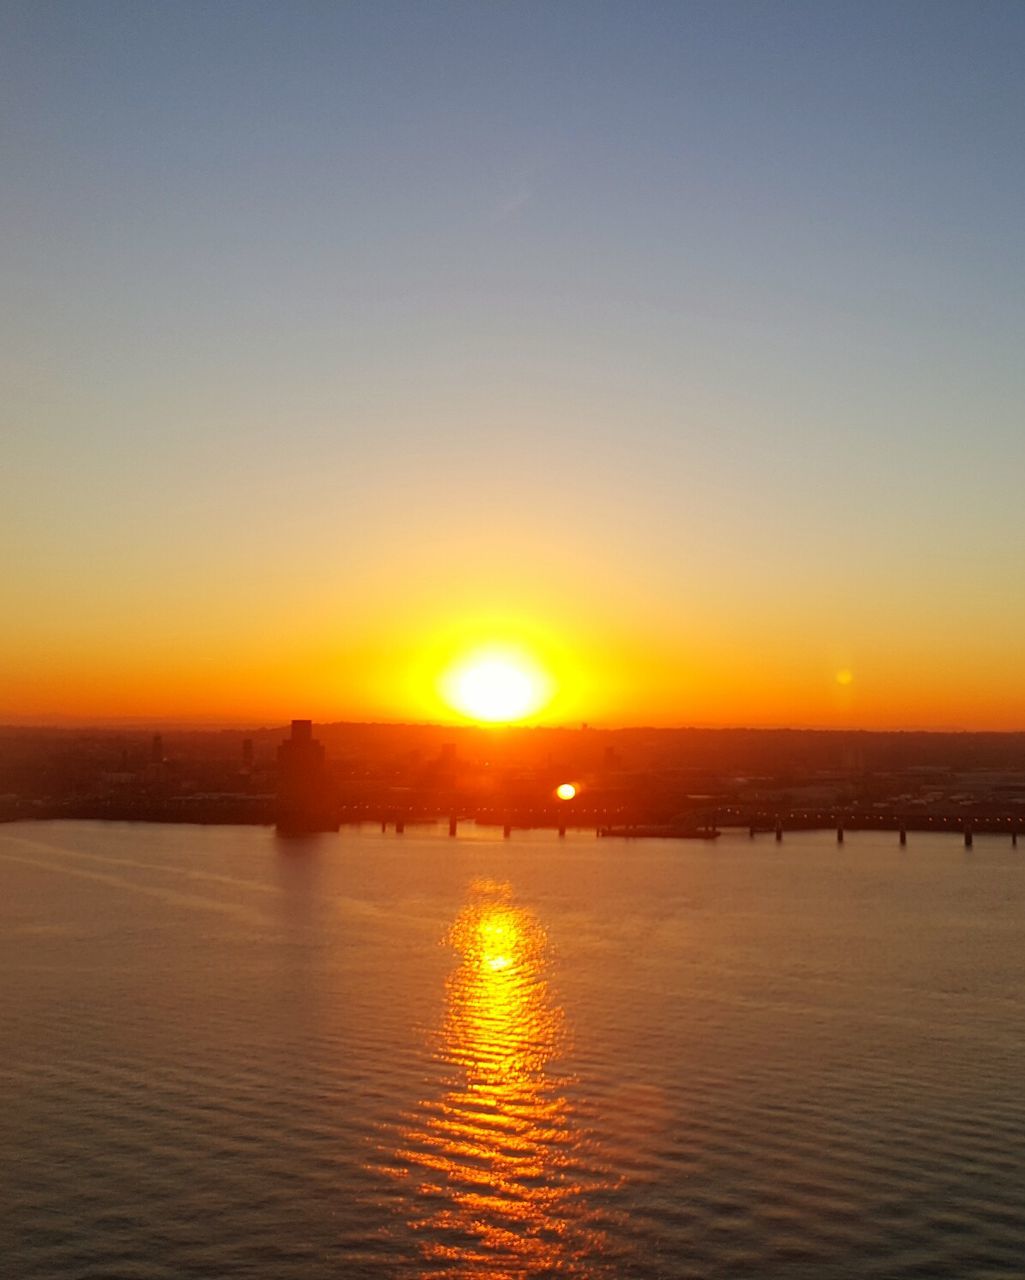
5,6,1025,731
5,574,1025,729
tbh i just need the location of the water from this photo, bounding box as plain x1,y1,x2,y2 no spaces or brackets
2,820,1024,1278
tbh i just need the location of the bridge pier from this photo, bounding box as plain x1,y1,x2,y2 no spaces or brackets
964,827,973,849
396,819,405,835
836,825,844,844
899,826,907,846
448,815,457,837
503,822,511,838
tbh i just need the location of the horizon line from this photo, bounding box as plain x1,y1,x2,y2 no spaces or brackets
2,716,1021,737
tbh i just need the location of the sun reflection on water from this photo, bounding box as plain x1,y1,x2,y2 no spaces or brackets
379,879,611,1278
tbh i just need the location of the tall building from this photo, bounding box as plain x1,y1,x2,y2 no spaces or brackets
276,720,337,833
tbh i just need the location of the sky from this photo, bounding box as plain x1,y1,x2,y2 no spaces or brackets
3,1,1025,729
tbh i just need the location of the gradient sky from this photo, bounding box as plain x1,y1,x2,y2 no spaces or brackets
4,1,1025,728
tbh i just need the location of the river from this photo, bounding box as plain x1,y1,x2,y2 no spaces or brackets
2,821,1023,1278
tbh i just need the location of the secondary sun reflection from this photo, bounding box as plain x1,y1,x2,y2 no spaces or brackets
378,880,611,1278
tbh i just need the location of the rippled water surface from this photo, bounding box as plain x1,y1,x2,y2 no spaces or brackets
3,820,1025,1278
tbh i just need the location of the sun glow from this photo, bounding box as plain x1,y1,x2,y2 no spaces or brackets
440,647,553,724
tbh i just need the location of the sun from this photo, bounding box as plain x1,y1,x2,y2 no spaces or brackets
440,647,553,724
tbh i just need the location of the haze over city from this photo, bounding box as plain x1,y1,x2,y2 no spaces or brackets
5,1,1025,730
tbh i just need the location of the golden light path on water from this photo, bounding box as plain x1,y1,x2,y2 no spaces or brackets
379,880,612,1278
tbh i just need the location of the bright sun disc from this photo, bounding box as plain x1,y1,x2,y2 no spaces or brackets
441,650,551,724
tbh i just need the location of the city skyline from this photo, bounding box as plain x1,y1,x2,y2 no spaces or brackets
4,2,1025,730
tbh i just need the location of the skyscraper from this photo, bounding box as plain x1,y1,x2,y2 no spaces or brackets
276,720,336,833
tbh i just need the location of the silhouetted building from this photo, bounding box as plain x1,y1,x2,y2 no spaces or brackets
276,720,336,833
151,733,163,764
